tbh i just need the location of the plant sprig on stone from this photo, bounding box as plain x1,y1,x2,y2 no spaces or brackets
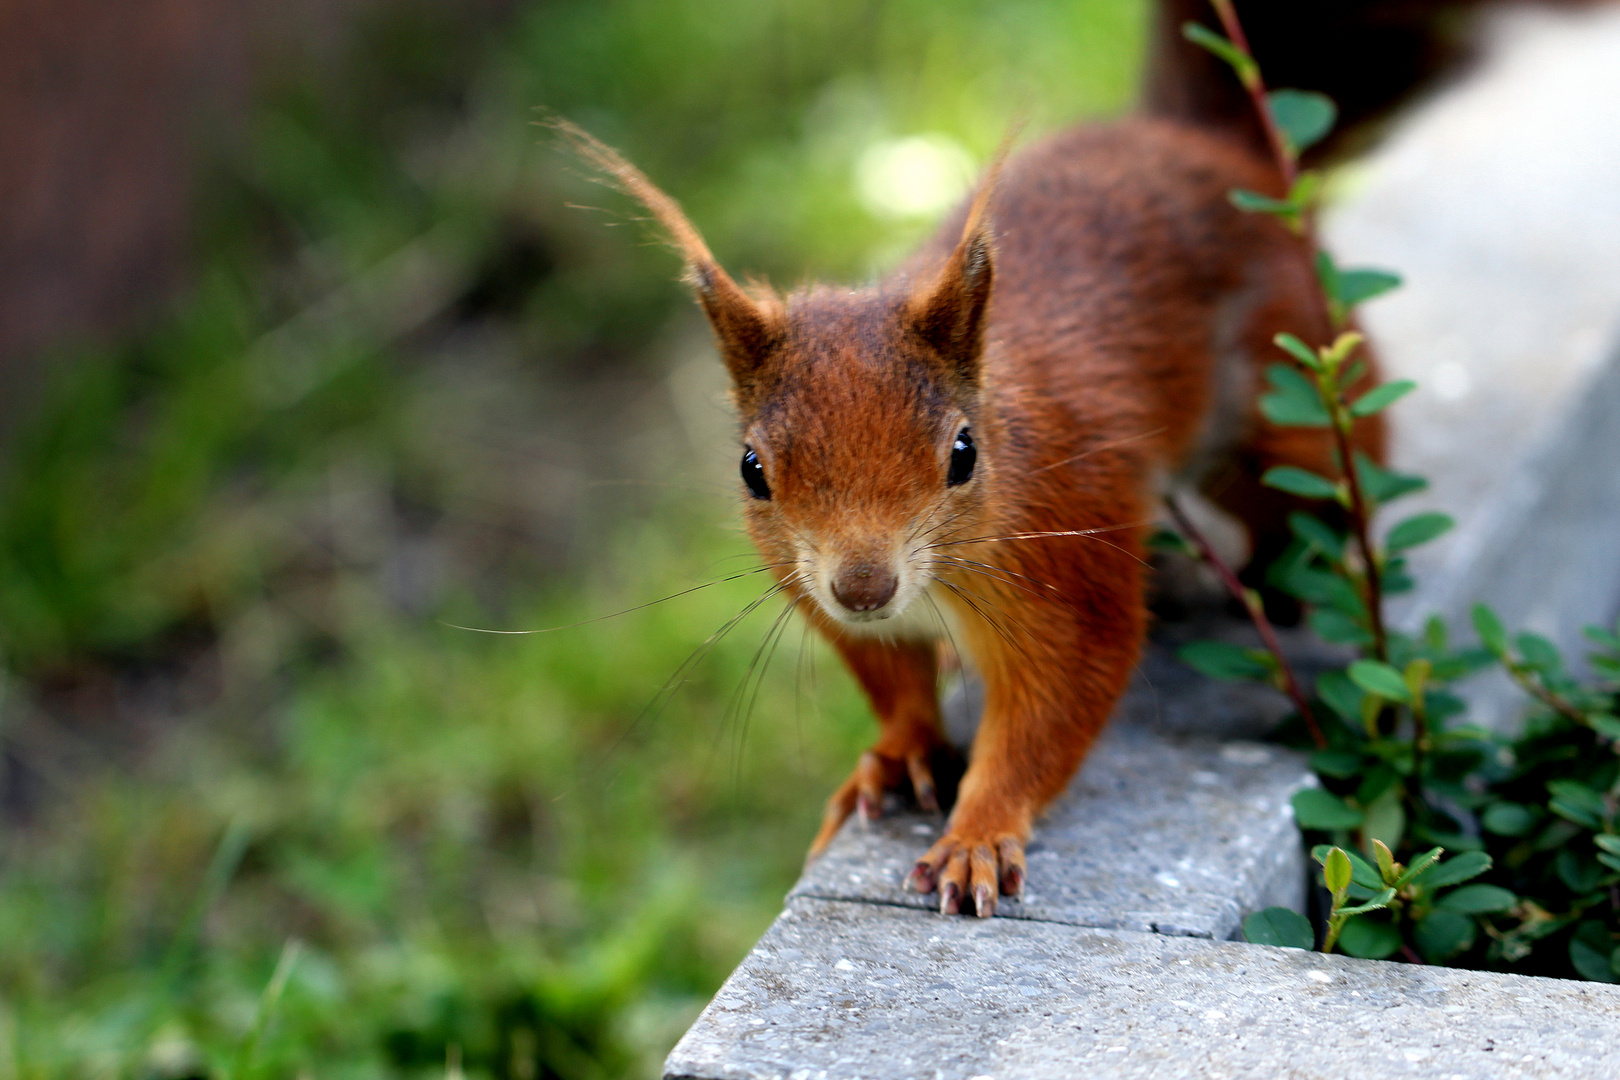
1180,0,1620,979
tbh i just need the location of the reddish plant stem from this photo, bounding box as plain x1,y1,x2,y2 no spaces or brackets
1503,664,1589,727
1208,0,1298,190
1330,420,1390,664
1165,494,1327,749
1205,0,1388,665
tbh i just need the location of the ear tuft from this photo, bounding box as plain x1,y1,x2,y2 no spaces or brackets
548,117,781,390
905,131,1015,389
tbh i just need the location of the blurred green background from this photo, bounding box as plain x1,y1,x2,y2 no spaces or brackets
0,1,1146,1075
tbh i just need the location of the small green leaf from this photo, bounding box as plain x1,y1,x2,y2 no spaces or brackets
1414,910,1476,962
1181,22,1257,83
1569,921,1619,983
1595,836,1620,855
1315,670,1364,723
1482,803,1537,837
1430,649,1495,681
1412,851,1492,889
1548,781,1606,830
1337,887,1397,916
1260,364,1331,427
1534,819,1582,854
1583,623,1620,651
1309,750,1363,778
1424,614,1449,652
1267,89,1337,154
1323,845,1353,893
1334,268,1402,307
1337,915,1402,959
1549,800,1603,830
1386,512,1454,553
1353,451,1426,504
1425,690,1468,722
1288,511,1345,561
1287,172,1323,210
1243,907,1315,949
1313,844,1384,890
1146,528,1197,557
1280,566,1365,617
1514,632,1563,675
1588,714,1620,740
1436,884,1517,914
1314,250,1340,303
1294,789,1365,831
1371,838,1397,885
1382,560,1415,595
1308,608,1374,647
1338,357,1368,390
1471,604,1509,656
1348,379,1417,417
1177,640,1273,682
1348,659,1411,703
1394,847,1444,888
1229,188,1295,215
1361,787,1406,855
1273,332,1321,369
1262,466,1340,501
1556,850,1604,893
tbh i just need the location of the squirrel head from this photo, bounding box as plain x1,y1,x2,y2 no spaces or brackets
555,120,999,629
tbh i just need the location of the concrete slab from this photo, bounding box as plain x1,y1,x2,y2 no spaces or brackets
667,898,1620,1080
792,720,1310,942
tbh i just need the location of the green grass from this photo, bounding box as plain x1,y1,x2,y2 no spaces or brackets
1,514,873,1077
0,1,1145,1075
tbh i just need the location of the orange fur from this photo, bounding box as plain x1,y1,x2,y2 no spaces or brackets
561,116,1384,917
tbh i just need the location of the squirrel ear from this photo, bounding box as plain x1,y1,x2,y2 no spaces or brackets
549,118,782,390
905,136,1011,389
687,265,783,394
907,220,994,389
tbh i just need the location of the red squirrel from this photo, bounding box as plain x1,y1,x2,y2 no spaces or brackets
554,81,1384,918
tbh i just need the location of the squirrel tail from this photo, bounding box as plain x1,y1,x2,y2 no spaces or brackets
1142,0,1486,158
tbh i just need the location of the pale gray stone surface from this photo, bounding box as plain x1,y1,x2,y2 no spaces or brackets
667,899,1620,1080
1323,4,1620,724
791,722,1309,941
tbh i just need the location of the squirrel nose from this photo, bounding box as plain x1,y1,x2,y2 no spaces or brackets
831,562,899,613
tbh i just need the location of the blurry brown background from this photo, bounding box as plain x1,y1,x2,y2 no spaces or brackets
0,0,508,434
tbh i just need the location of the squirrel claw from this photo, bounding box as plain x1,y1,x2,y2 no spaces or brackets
913,830,1026,917
856,793,876,824
907,753,940,814
805,734,953,861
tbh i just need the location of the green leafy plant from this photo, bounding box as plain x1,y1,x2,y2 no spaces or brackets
1181,1,1620,978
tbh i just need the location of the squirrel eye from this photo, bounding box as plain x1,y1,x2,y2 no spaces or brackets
741,447,771,500
947,428,976,486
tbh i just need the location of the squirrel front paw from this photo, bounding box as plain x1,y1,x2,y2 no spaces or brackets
806,729,955,858
908,830,1026,918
